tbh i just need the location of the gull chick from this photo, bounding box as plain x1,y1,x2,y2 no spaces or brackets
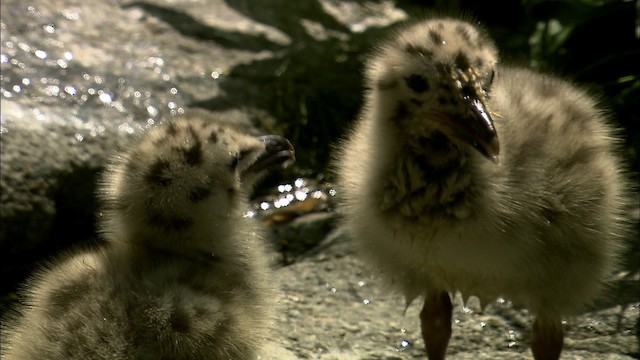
2,114,295,359
335,18,630,360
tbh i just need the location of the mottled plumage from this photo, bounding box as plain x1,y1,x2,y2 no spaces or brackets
336,18,630,360
2,113,294,359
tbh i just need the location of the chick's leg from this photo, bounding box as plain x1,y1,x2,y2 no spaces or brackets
531,316,563,360
420,290,452,360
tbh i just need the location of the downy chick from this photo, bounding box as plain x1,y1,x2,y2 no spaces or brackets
2,113,294,359
335,18,630,360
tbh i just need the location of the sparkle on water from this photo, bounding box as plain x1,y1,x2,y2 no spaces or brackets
1,9,187,141
246,176,336,220
398,339,411,351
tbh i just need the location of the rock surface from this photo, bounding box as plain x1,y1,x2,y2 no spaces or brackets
1,0,637,358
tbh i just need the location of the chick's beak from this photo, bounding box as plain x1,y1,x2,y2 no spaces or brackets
243,135,295,177
461,95,500,163
431,90,500,164
237,135,295,192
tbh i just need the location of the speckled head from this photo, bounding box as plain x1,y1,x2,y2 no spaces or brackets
367,18,500,162
99,115,294,244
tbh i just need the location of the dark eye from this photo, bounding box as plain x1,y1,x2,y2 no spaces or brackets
229,149,252,169
483,69,495,93
404,74,430,93
229,155,240,169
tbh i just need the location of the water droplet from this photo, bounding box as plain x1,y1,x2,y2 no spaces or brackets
18,43,30,52
21,78,30,85
330,287,338,293
357,281,366,287
34,50,47,59
260,202,270,210
329,189,337,196
211,70,221,79
479,321,486,328
363,299,370,305
64,52,73,60
294,178,305,188
146,105,158,117
43,85,59,96
170,87,178,94
162,74,170,81
98,93,112,104
243,210,256,218
295,190,307,201
118,123,134,134
43,24,55,33
74,133,84,142
148,56,164,66
57,59,68,68
64,86,76,95
0,55,7,63
12,85,21,92
94,76,103,84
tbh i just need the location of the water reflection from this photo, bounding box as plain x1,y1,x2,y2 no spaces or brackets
247,176,337,224
0,7,188,143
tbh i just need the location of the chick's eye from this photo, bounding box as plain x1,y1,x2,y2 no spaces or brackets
404,74,430,93
229,149,252,169
229,154,240,169
482,69,495,93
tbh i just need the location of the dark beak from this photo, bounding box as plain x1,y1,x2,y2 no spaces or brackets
433,93,500,164
243,135,295,176
461,95,500,163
